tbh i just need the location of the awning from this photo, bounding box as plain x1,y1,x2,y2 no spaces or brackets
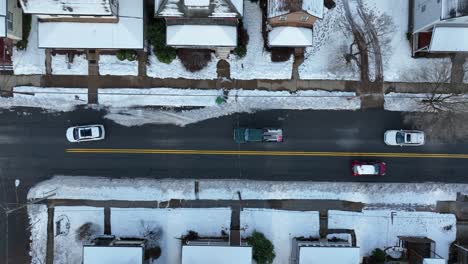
429,25,468,52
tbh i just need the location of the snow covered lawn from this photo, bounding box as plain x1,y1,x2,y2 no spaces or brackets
111,208,231,264
241,209,320,264
329,210,456,259
51,54,88,75
29,204,48,264
28,176,468,206
53,206,104,264
12,16,46,75
147,53,218,79
99,55,138,76
384,92,468,112
0,87,88,111
230,1,293,80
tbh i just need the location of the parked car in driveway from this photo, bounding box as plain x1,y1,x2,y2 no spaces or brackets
234,128,283,143
384,130,425,146
66,125,105,143
351,161,386,176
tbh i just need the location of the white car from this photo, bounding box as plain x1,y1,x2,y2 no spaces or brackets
66,125,105,143
384,130,425,146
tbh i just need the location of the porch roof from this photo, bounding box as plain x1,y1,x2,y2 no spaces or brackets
428,25,468,52
268,26,313,47
166,24,237,47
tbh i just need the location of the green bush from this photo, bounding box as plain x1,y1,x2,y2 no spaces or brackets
117,50,138,61
234,46,247,58
368,248,386,264
247,231,275,264
117,50,127,61
147,19,176,64
234,22,249,58
16,14,32,50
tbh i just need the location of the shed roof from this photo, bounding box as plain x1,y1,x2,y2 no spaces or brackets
268,26,313,47
19,0,113,16
268,0,323,18
182,245,252,264
37,0,143,49
83,246,143,264
299,247,360,264
166,24,237,47
429,25,468,52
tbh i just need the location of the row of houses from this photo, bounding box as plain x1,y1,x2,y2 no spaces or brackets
0,0,467,68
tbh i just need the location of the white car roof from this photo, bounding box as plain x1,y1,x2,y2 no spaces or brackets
355,165,376,175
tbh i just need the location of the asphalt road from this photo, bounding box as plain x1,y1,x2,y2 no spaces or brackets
2,107,468,262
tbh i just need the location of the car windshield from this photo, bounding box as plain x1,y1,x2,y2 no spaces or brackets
80,128,92,138
395,132,405,144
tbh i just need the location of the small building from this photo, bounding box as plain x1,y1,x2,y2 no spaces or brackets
266,0,324,48
155,0,243,58
398,236,446,264
0,0,22,70
410,0,468,56
19,0,144,50
83,236,147,264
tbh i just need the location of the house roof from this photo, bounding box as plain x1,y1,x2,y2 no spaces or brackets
441,0,468,20
37,0,143,49
268,26,313,47
299,247,360,264
182,245,252,264
0,0,5,37
19,0,113,16
268,0,323,19
156,0,243,17
83,246,143,264
166,24,237,47
429,25,468,52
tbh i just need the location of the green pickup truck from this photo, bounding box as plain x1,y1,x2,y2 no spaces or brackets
234,128,283,143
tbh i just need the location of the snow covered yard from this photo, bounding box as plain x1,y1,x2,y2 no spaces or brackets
384,92,468,112
147,52,218,79
12,16,46,75
29,204,48,264
0,87,88,111
53,207,104,264
241,209,320,264
329,210,456,259
51,54,88,75
229,0,293,80
111,208,231,264
29,176,468,207
99,55,138,76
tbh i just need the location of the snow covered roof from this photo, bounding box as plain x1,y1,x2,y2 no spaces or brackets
442,0,468,20
429,25,468,52
157,0,243,17
299,247,360,264
268,26,313,47
167,25,237,47
0,0,5,37
423,259,447,264
37,0,143,49
182,245,252,264
19,0,113,16
83,246,143,264
268,0,323,18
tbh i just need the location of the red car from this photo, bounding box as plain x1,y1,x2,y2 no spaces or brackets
351,161,386,176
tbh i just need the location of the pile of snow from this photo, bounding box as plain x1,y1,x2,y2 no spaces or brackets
51,54,88,75
0,87,88,111
241,209,320,264
28,176,468,206
329,210,456,258
384,92,468,112
53,207,104,264
12,16,46,75
99,55,138,76
28,204,48,264
98,88,222,107
147,53,218,79
111,208,231,264
230,1,293,80
104,89,359,127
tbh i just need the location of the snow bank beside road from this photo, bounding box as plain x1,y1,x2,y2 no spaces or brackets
29,176,468,206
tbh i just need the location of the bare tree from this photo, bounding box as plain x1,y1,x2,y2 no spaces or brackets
139,220,163,248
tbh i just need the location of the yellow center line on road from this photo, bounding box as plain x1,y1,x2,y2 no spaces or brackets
66,148,468,159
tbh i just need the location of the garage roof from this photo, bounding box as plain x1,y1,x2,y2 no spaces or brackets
182,245,252,264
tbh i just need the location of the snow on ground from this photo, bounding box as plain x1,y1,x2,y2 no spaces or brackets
104,89,359,127
299,0,359,80
53,206,104,264
98,88,222,107
329,210,456,258
51,54,88,75
241,209,320,264
12,16,46,75
147,53,218,79
0,87,88,111
384,92,468,112
28,204,48,264
230,1,293,80
111,208,231,264
99,55,138,76
28,176,468,206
